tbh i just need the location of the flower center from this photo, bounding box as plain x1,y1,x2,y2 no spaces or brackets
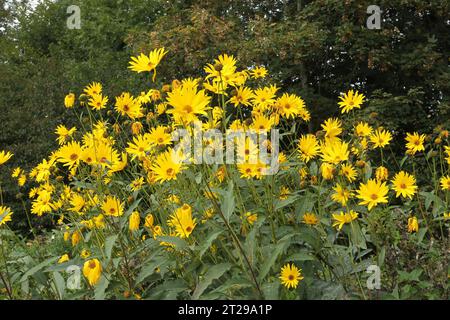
370,194,378,200
70,154,78,161
183,105,193,113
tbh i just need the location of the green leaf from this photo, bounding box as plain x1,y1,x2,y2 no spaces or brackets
94,277,109,300
105,235,118,264
258,234,293,283
192,263,231,299
221,181,235,221
20,257,58,282
52,271,65,299
158,236,188,250
198,230,222,258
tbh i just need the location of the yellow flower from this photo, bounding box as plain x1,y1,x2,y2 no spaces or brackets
166,83,211,125
245,212,258,225
250,66,268,79
407,216,419,233
375,166,389,181
130,177,145,192
250,114,275,132
131,122,143,135
114,92,143,119
81,249,91,259
55,125,77,145
56,141,83,170
440,175,450,191
18,174,27,187
83,259,102,286
298,134,320,163
356,179,389,210
126,134,152,160
229,86,254,107
321,118,342,139
320,139,350,164
64,93,76,108
167,194,181,204
150,149,185,183
0,206,13,226
144,213,154,228
332,210,359,230
274,93,307,119
167,204,196,239
370,128,392,149
354,122,372,137
252,85,278,112
204,54,238,85
331,184,351,206
303,212,319,225
101,196,124,217
279,186,290,200
58,254,69,264
129,211,140,232
0,150,13,165
405,132,426,155
88,93,108,110
392,171,417,199
279,263,304,289
71,230,82,247
340,163,357,182
93,214,105,229
84,82,102,97
148,126,172,147
338,90,365,113
320,163,335,180
128,48,168,81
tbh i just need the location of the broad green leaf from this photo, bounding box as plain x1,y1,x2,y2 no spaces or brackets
192,263,232,299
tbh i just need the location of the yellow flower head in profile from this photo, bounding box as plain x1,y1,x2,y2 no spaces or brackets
279,263,304,289
407,216,419,233
0,150,13,165
167,204,197,239
250,66,268,79
151,149,185,183
321,118,342,139
83,259,102,286
204,54,237,83
128,47,168,81
144,213,154,228
129,211,140,232
375,166,389,181
332,210,359,230
392,171,417,199
84,82,102,97
0,206,13,226
354,122,372,137
101,195,124,217
405,132,426,155
338,90,365,113
166,83,211,125
303,212,319,225
64,93,76,108
356,179,389,210
320,162,335,180
440,175,450,191
88,93,108,111
298,134,320,163
71,230,82,247
370,128,392,149
58,254,69,264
